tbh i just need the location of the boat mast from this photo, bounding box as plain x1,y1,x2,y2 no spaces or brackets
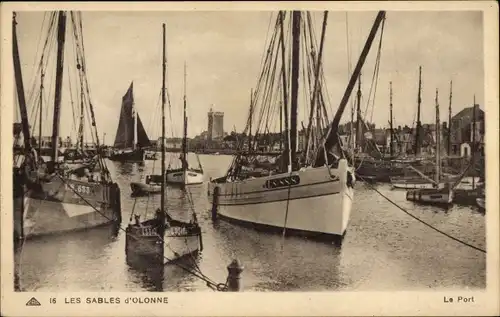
290,11,301,171
51,11,67,164
278,11,290,171
249,89,253,152
160,23,167,236
39,56,45,155
304,11,328,161
448,80,452,156
78,77,85,150
472,95,476,190
12,12,32,153
133,101,137,150
182,62,188,171
435,89,440,184
317,11,386,166
356,74,362,152
279,100,283,152
414,65,422,156
389,81,394,157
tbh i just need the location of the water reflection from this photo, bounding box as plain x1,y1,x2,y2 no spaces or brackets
126,254,206,292
16,224,120,292
13,154,486,292
211,220,343,291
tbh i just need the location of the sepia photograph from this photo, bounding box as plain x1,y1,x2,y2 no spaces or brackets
1,1,498,316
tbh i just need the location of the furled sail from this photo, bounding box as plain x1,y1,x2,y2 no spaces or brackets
113,82,151,148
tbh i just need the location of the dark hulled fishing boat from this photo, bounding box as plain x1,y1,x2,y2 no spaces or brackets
126,23,202,266
109,82,150,163
13,11,121,240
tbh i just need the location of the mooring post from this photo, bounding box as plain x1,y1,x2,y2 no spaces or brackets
226,259,244,292
211,186,220,221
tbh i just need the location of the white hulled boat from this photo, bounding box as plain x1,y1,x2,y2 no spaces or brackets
209,11,387,242
209,160,354,238
165,64,204,186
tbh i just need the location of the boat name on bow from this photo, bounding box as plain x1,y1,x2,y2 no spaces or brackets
263,175,301,189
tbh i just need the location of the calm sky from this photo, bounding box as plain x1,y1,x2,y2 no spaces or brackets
14,10,483,144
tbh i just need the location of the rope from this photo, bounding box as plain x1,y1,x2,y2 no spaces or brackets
16,189,44,291
357,174,486,253
56,175,229,290
181,189,219,288
133,154,209,285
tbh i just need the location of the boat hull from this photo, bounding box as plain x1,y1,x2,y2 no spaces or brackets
406,188,454,205
130,182,161,196
390,175,460,190
144,152,157,160
391,181,437,190
208,159,355,239
166,169,204,185
125,223,202,265
476,198,485,210
16,177,121,239
453,188,484,206
109,148,145,163
355,163,405,183
163,230,202,262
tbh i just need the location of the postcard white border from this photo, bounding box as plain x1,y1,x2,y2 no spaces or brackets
1,1,498,316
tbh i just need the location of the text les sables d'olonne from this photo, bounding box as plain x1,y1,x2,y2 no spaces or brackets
48,297,169,305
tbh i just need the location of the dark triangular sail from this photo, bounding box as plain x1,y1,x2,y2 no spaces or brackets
113,82,151,148
136,115,150,148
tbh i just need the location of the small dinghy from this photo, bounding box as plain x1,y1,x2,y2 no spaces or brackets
406,185,454,206
130,175,163,196
476,197,485,210
145,151,157,160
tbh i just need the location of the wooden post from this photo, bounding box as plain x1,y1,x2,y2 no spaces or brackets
211,186,220,221
227,259,244,292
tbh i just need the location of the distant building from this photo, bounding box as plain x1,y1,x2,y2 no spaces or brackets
156,137,183,150
449,104,484,157
207,106,224,141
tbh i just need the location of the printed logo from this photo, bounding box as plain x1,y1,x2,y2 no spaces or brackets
26,297,41,306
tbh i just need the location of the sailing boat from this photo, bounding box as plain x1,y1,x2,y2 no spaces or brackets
125,23,202,265
390,67,458,189
406,89,454,205
109,82,151,163
13,11,122,240
354,81,407,183
209,11,385,241
165,64,204,185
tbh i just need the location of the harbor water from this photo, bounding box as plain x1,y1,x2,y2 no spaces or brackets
14,153,486,292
